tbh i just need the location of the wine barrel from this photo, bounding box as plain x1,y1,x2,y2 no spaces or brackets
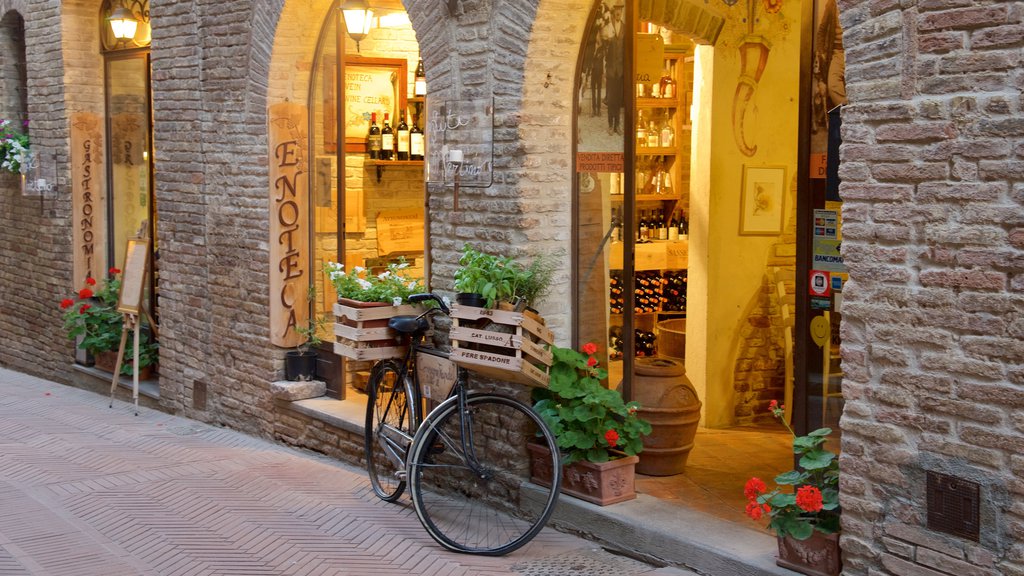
633,357,702,476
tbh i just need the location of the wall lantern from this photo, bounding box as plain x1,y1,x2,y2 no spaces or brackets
341,0,374,52
107,4,139,40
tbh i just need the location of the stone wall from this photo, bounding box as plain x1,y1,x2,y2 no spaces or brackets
837,0,1023,574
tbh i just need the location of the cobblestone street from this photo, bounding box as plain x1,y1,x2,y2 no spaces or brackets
0,368,696,576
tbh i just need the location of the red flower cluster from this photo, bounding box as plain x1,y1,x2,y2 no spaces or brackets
582,342,598,355
109,267,120,274
604,429,619,447
78,303,91,314
744,477,771,520
796,485,824,512
78,288,93,299
85,276,96,286
60,298,74,310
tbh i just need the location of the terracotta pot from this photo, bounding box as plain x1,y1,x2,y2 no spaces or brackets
527,442,638,506
632,357,702,476
776,531,841,576
93,350,119,372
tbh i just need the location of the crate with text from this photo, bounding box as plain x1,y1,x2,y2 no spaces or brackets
449,304,554,388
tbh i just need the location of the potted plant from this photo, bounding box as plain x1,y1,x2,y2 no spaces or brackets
0,118,31,175
324,259,428,361
744,400,841,576
286,306,326,381
61,267,160,378
60,268,126,368
453,245,558,311
530,343,652,505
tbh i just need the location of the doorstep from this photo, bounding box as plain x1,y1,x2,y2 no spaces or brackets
293,396,796,576
70,363,161,407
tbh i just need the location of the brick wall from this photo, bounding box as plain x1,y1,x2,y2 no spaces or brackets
837,0,1023,574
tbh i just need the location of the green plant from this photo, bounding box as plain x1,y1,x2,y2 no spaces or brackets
533,343,651,465
0,119,30,174
122,337,159,375
60,268,125,356
453,245,558,308
324,259,425,304
293,284,327,353
744,401,840,540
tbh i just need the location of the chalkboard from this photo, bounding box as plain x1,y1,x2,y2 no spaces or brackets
425,98,493,187
117,238,149,315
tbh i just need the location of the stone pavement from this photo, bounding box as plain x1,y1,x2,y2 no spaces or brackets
0,368,697,576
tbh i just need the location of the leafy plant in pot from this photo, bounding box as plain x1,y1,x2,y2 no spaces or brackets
60,268,126,363
286,285,327,382
744,400,841,576
530,343,652,505
453,245,558,311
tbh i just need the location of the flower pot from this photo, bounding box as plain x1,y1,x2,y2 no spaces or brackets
776,531,841,576
527,442,638,506
285,350,317,381
94,350,119,372
456,292,487,308
632,357,702,476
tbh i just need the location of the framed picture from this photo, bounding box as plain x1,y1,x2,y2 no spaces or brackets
342,56,407,153
739,165,786,235
117,237,150,315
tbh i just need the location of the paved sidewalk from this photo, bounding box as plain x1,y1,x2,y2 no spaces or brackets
0,368,696,576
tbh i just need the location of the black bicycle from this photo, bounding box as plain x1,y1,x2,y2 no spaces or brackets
364,293,562,556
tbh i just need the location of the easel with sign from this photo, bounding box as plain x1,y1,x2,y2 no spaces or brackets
109,228,156,415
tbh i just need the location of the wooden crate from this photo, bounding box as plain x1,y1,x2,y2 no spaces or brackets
449,304,554,388
332,300,422,361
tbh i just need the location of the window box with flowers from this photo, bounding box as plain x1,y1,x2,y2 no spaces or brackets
0,119,31,177
325,260,427,361
60,268,159,378
744,401,841,576
529,343,652,506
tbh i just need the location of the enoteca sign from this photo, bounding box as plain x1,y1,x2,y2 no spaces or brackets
269,103,310,348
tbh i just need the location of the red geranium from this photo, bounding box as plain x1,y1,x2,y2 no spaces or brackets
109,267,120,274
604,429,619,447
796,485,824,513
78,288,94,299
744,477,767,500
78,304,91,314
745,500,771,520
587,356,598,367
582,342,598,355
60,298,74,309
85,276,96,286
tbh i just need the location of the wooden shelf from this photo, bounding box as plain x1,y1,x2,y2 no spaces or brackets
610,194,683,202
636,147,677,156
637,98,678,108
364,159,425,182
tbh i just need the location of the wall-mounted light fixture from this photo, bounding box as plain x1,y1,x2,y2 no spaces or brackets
107,3,138,40
341,0,374,52
102,0,150,51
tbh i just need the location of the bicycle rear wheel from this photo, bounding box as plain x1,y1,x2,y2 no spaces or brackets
365,360,418,502
408,393,561,555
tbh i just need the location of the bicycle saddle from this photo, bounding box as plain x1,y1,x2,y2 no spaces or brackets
388,315,429,334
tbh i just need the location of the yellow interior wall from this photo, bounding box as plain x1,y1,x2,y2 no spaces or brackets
689,0,803,428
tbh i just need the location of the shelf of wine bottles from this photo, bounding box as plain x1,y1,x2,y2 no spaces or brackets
608,270,687,315
609,327,658,360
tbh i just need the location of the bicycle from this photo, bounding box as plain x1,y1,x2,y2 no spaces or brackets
363,293,562,556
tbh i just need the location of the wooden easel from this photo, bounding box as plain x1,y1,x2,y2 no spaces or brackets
109,228,154,415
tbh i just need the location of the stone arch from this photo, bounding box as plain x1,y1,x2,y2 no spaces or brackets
638,0,724,45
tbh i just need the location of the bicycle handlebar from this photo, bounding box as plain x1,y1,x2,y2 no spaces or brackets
408,292,450,316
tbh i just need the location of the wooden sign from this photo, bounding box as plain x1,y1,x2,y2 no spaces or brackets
416,350,458,401
376,209,424,256
117,238,149,314
342,57,407,152
269,102,310,348
635,34,665,84
70,112,107,287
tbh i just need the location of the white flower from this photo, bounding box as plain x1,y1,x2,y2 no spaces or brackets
395,262,409,269
356,278,372,289
407,281,418,289
353,266,365,273
378,271,391,280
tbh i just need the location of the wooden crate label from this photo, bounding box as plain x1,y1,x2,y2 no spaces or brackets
452,348,519,368
520,316,555,344
520,338,553,366
333,302,421,322
451,304,523,325
450,326,520,348
333,341,407,361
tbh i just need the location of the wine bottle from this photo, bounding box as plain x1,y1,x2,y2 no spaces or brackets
668,210,679,241
368,112,382,159
657,209,668,240
380,113,394,160
409,115,424,161
396,113,410,161
660,121,674,148
414,59,427,97
646,121,659,148
636,111,647,148
639,210,649,241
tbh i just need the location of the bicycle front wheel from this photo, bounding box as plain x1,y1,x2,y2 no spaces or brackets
408,393,561,556
365,360,418,502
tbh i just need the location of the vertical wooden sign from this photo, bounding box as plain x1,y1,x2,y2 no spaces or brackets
269,102,310,348
70,112,107,287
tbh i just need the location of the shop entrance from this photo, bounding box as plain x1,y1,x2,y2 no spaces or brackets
572,0,845,523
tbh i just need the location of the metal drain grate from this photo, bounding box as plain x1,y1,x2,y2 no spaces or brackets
511,549,654,576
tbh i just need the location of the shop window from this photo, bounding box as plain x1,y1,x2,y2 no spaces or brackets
309,4,426,400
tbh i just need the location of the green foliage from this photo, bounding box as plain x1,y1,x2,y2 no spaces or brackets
743,402,841,540
453,245,559,309
60,268,159,372
324,259,425,304
533,344,651,465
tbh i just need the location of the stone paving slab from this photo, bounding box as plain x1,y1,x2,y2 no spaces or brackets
0,368,698,576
